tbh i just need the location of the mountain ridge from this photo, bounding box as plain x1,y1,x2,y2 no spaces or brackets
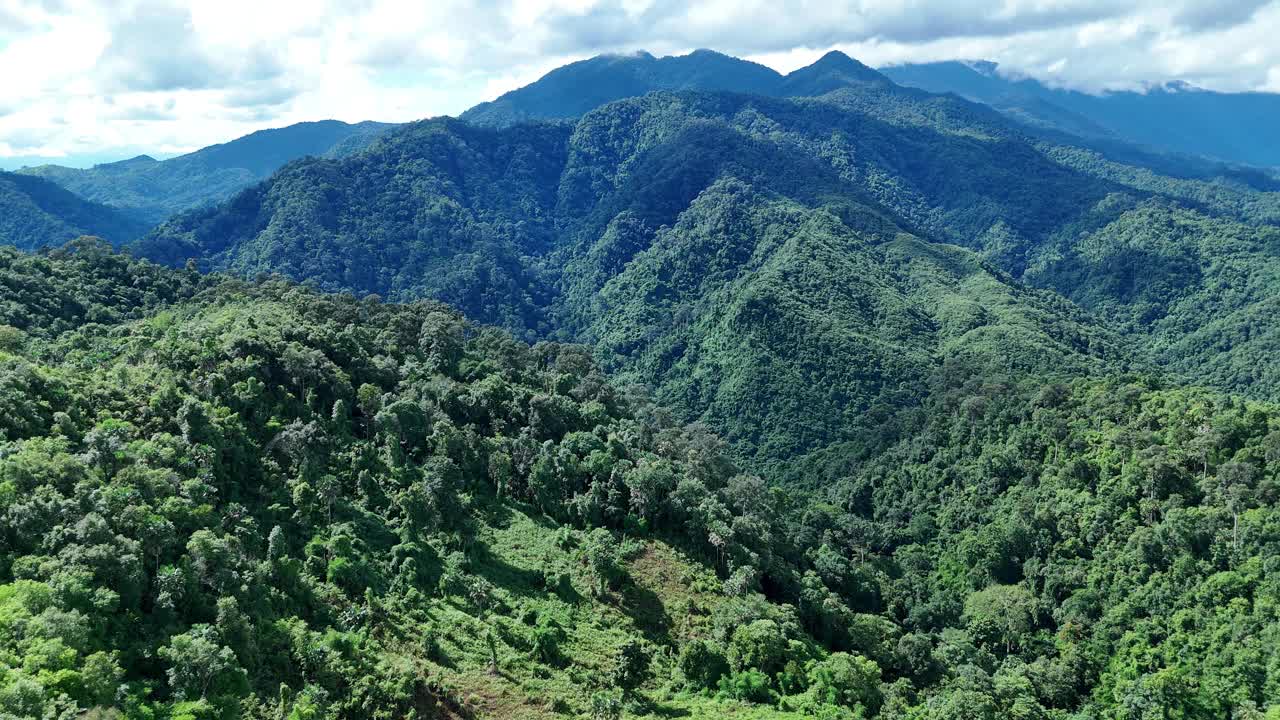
881,59,1280,167
460,49,893,127
18,119,397,225
0,170,151,250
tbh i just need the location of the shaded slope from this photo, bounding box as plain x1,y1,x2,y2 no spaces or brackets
0,171,150,249
135,119,570,335
579,178,1123,463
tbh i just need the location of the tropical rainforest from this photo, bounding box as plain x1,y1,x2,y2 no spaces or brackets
1,48,1279,720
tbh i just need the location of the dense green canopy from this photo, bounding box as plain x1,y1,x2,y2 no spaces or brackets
137,82,1280,472
1,240,1277,719
3,48,1279,720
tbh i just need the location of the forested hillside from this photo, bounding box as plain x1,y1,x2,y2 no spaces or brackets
6,43,1279,719
0,171,150,250
3,241,1278,719
138,79,1280,470
135,105,1139,468
19,121,394,225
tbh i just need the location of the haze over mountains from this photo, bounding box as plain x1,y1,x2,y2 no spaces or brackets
17,120,394,226
882,60,1280,168
3,46,1280,719
465,49,1280,170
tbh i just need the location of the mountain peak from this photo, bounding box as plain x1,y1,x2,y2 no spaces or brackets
816,49,856,64
600,49,655,61
96,154,159,170
964,60,1000,76
804,50,881,76
779,49,889,94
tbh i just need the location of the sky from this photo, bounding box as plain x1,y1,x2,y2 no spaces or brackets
1,0,1279,169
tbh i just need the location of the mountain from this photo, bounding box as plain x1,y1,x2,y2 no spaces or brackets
882,60,1280,168
461,49,784,126
18,120,395,225
138,68,1280,421
776,50,892,96
4,235,1279,719
464,49,1277,190
0,170,151,249
4,48,1280,720
460,49,905,128
0,243,845,718
137,90,1155,469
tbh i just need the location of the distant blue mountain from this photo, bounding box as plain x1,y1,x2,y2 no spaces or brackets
461,49,895,127
881,60,1280,168
20,120,396,225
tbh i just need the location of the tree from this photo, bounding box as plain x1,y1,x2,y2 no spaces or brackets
80,651,125,707
611,639,653,700
1216,460,1258,549
807,652,882,712
728,619,788,678
590,691,623,720
963,585,1035,654
582,528,623,596
419,311,465,375
159,625,247,705
677,639,729,690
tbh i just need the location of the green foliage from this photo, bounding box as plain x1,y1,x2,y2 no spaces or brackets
159,625,248,711
805,653,881,712
678,638,730,690
718,669,777,705
130,62,1280,480
612,638,654,698
0,250,840,718
7,50,1280,720
583,527,624,596
137,92,1142,470
728,620,789,679
962,585,1035,653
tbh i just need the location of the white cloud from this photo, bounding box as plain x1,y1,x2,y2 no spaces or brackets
0,0,1278,168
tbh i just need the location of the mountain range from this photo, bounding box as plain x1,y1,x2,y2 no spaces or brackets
17,119,394,226
1,47,1279,719
882,60,1280,168
134,55,1280,466
462,49,930,128
465,49,1280,171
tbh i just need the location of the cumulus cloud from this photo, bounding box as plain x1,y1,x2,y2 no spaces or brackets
94,3,292,95
0,0,1278,168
